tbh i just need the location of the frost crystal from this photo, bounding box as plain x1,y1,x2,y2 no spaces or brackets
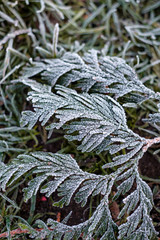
2,51,159,239
20,50,159,104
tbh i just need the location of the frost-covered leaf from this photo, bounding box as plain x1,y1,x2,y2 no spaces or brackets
19,84,158,239
21,85,145,155
118,173,157,240
126,25,160,47
29,196,117,240
0,152,109,204
20,50,158,104
1,152,117,239
143,113,160,124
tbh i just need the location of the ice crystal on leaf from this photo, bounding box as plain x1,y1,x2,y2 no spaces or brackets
0,152,117,239
1,51,160,240
20,50,159,105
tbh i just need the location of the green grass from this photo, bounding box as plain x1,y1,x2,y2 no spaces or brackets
0,0,160,238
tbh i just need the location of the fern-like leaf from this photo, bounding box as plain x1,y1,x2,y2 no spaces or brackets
0,152,117,239
19,85,158,239
0,152,109,204
21,85,145,154
20,50,158,104
116,170,157,239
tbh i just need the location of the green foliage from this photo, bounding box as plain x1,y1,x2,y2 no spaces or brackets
20,50,159,106
18,80,158,239
2,76,160,239
0,0,160,240
0,152,117,239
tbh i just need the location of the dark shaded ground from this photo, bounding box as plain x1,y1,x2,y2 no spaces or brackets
139,152,160,236
20,192,98,226
139,152,160,179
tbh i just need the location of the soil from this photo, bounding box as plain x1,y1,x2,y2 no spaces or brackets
139,152,160,236
19,191,98,226
139,152,160,179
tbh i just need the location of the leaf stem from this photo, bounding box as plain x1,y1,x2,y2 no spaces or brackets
143,137,160,152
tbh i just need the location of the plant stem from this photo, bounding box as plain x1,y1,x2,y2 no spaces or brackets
143,137,160,152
